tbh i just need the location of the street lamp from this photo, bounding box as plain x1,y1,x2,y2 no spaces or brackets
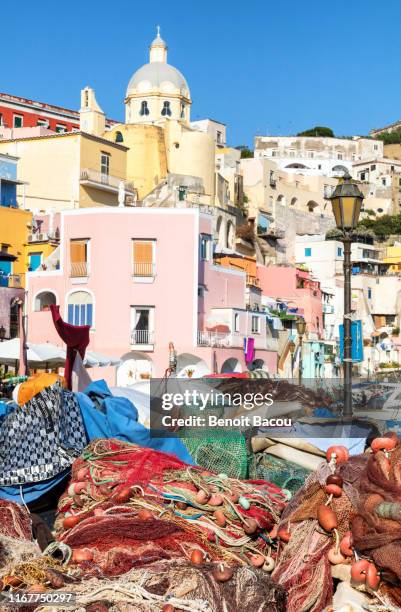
289,340,296,378
296,317,306,385
329,171,364,417
0,325,6,342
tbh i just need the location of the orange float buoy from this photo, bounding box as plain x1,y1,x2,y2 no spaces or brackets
339,532,353,557
366,562,380,590
212,564,234,582
317,505,337,531
190,549,205,565
326,446,349,464
325,484,342,497
277,527,291,542
371,437,397,453
351,559,369,585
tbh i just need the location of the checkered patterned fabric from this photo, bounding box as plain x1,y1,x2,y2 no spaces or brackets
0,381,87,486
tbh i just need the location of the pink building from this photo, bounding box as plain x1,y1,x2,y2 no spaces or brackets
257,265,323,338
26,207,277,384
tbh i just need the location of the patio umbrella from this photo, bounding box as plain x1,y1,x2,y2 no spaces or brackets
0,339,120,369
0,338,65,367
84,351,121,367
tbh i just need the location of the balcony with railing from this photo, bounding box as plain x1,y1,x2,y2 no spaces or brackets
197,330,275,350
80,169,136,195
130,329,154,347
246,275,261,288
133,262,156,278
70,262,89,278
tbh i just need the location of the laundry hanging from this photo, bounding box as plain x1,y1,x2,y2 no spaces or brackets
50,304,90,390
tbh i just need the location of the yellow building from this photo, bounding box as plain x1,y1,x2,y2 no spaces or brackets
383,245,401,273
0,131,134,212
0,206,31,287
102,29,216,202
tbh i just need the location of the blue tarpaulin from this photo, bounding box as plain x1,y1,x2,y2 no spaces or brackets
76,380,194,463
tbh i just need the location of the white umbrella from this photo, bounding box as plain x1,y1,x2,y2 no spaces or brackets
0,339,120,369
84,351,121,367
0,338,65,367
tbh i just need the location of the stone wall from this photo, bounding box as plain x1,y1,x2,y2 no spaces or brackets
274,204,335,264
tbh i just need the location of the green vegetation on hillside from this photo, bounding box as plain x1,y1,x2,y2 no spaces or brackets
297,126,334,138
375,130,401,145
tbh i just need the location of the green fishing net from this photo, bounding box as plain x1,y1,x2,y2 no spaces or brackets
184,433,249,479
248,452,311,495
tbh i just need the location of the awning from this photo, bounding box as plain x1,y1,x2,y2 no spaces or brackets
0,338,121,368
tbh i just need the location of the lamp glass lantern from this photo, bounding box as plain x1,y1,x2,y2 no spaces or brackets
296,318,306,336
329,172,364,232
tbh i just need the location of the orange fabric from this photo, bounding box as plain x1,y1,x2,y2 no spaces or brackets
133,241,153,263
70,241,86,263
17,373,66,406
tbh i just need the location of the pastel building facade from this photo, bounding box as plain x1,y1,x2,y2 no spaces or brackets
26,207,277,385
254,136,382,176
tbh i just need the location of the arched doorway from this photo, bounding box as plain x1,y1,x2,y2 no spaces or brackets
34,291,57,312
226,221,235,248
221,357,242,374
249,358,267,372
216,216,226,248
117,351,154,385
176,353,209,378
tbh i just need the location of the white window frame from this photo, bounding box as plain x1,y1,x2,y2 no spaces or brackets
100,152,110,178
13,114,23,128
251,315,261,334
200,234,212,261
55,124,67,133
66,289,94,328
130,306,155,346
37,119,49,127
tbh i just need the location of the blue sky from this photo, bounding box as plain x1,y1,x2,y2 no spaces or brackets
3,0,401,146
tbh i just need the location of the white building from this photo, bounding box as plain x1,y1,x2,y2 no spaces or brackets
254,136,382,178
353,157,401,215
191,119,226,148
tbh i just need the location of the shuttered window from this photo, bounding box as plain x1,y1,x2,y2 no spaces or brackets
133,240,155,277
70,240,88,277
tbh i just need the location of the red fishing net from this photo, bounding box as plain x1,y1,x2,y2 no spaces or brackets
56,439,287,578
0,501,31,541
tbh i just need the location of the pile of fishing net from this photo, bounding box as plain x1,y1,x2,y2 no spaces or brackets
0,500,38,573
269,435,401,611
350,433,401,608
0,500,80,603
248,452,312,496
184,432,249,479
55,440,287,577
30,560,286,612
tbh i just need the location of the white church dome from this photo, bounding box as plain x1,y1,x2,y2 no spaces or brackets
126,62,189,97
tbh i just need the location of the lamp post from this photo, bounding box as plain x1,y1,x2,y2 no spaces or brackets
329,172,364,418
296,317,306,385
289,340,296,378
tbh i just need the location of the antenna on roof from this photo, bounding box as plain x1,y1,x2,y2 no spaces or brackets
156,25,161,37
